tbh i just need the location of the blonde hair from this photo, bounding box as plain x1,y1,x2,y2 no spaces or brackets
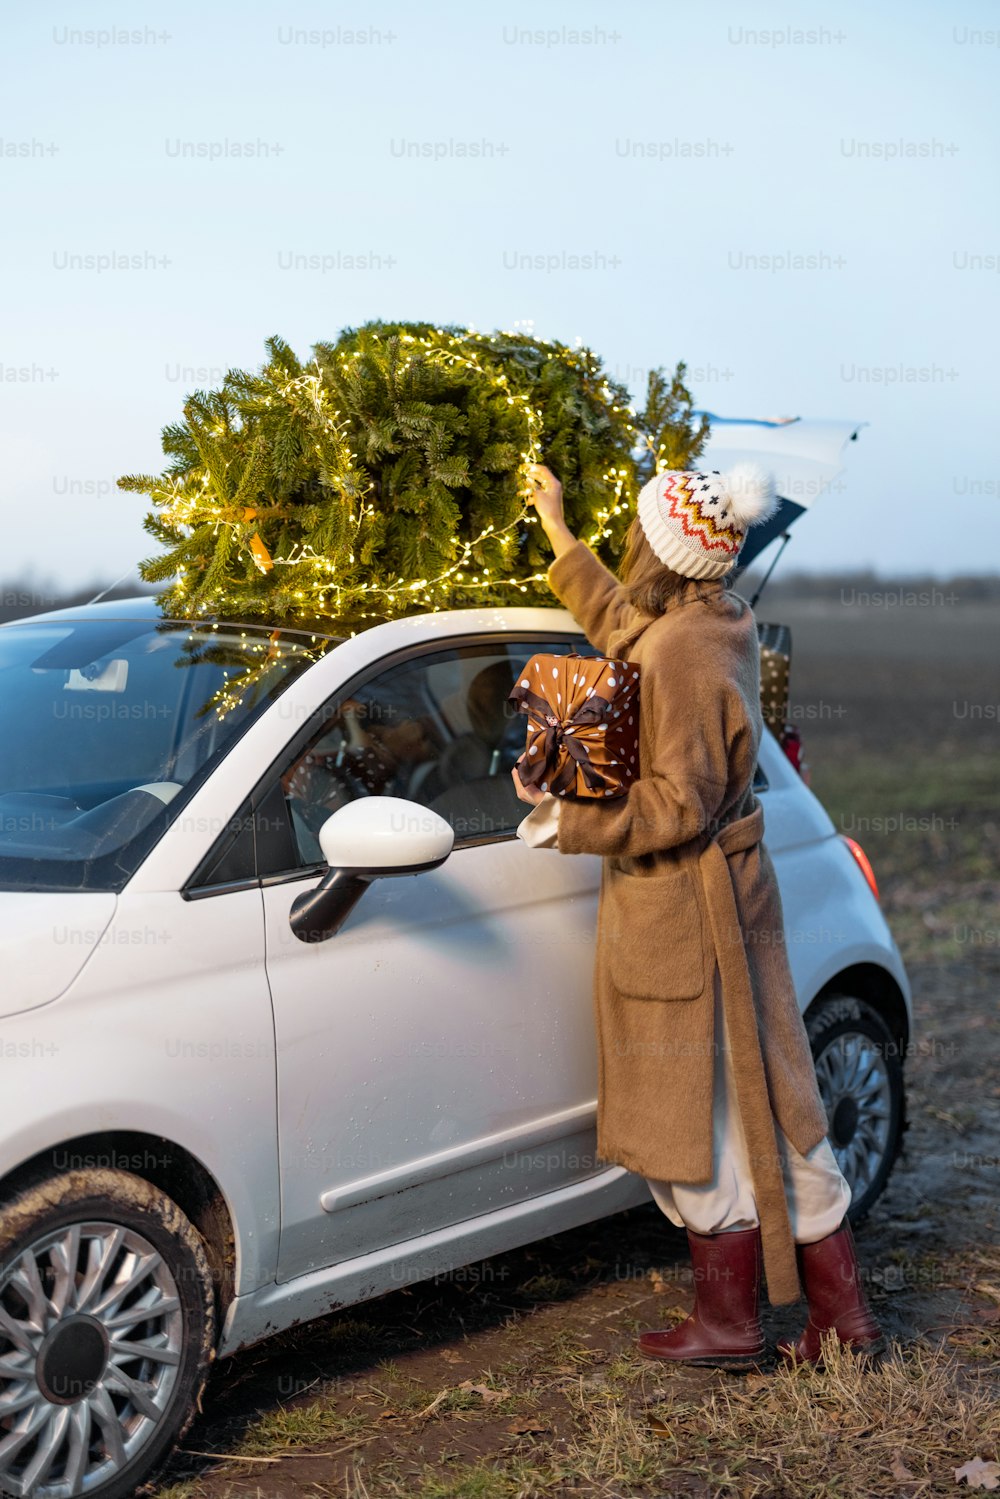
616,515,730,616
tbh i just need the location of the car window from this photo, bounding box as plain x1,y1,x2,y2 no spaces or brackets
0,614,327,893
277,638,599,864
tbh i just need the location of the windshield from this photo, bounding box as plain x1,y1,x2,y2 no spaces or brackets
0,614,331,893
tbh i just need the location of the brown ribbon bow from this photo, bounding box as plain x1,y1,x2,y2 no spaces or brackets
514,686,621,796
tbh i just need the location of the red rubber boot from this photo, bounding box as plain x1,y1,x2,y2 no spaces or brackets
638,1226,767,1371
777,1218,884,1365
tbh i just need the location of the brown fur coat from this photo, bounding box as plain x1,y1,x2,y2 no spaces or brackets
546,540,830,1304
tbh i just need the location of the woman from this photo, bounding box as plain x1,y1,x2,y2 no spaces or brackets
513,461,884,1370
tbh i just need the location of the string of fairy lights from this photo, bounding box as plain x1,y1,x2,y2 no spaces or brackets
198,625,332,721
155,327,655,638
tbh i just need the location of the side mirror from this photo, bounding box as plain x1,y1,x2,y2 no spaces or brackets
290,797,454,944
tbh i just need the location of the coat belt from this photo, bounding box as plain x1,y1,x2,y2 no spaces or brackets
696,801,802,1304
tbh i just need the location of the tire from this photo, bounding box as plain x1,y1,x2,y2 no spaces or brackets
806,994,906,1224
0,1168,215,1499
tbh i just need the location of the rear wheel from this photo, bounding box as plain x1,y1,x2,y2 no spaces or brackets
806,995,905,1223
0,1169,215,1499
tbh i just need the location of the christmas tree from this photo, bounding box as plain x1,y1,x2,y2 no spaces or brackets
119,324,709,628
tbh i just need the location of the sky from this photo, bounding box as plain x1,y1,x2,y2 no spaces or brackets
2,0,998,592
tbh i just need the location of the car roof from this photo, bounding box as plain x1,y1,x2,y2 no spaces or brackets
0,595,353,641
1,593,581,643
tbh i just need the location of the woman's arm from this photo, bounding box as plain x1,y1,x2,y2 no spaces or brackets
547,541,645,658
528,464,644,656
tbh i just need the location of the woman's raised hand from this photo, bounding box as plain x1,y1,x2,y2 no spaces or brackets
525,463,565,528
525,463,578,560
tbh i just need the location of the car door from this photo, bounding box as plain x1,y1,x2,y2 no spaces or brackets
257,632,607,1284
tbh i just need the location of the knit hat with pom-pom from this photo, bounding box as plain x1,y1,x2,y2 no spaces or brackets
636,462,778,579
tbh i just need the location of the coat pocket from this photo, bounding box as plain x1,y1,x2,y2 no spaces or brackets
603,865,704,1001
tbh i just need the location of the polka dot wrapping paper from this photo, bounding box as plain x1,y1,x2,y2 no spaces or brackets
508,653,641,799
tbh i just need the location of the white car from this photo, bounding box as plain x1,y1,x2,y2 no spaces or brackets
0,594,910,1499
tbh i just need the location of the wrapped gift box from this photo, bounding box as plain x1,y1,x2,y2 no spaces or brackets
508,653,640,799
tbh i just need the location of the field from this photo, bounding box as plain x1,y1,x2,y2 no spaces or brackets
140,587,998,1499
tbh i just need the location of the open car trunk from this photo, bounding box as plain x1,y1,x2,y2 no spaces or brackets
696,413,867,773
699,414,867,576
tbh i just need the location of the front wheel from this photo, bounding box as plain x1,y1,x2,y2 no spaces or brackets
806,994,906,1223
0,1169,215,1499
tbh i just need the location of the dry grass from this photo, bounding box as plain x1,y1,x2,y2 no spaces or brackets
151,1222,1000,1498
358,1337,999,1499
230,1399,370,1456
632,1338,998,1498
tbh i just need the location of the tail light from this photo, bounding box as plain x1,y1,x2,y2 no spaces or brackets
779,723,802,771
841,835,880,903
778,723,810,784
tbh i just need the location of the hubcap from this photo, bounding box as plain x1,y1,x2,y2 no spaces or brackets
0,1220,183,1498
814,1031,893,1204
832,1095,859,1143
36,1318,109,1406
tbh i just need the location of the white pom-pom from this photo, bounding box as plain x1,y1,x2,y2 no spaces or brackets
721,462,777,527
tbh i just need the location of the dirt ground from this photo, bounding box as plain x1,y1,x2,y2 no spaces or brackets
152,593,1000,1499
